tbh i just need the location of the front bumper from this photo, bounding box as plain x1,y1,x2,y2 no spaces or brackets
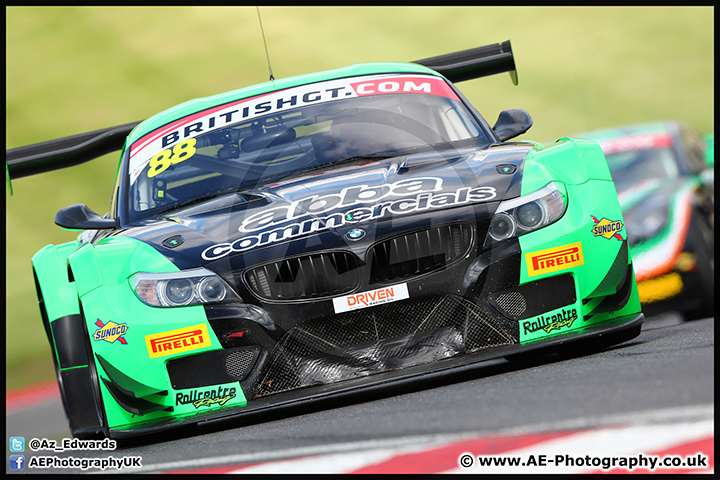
85,179,642,437
108,311,644,439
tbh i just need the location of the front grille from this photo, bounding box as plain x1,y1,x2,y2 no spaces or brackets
245,251,360,300
225,349,256,377
256,295,513,397
488,274,576,321
494,291,528,318
167,346,260,389
369,224,473,283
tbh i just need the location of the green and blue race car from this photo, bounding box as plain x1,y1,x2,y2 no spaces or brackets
577,122,714,320
7,41,644,440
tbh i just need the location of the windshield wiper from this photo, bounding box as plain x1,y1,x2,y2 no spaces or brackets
292,152,401,177
154,190,247,217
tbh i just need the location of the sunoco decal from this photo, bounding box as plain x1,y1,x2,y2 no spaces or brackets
202,177,496,260
333,283,409,314
145,323,211,359
129,74,458,182
520,307,578,342
93,319,128,345
176,385,237,409
591,216,624,241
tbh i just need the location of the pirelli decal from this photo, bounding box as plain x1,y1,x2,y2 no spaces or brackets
145,323,211,359
525,242,584,277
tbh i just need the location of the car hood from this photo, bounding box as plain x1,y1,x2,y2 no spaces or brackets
116,144,533,270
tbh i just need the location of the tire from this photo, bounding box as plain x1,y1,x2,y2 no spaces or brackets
34,270,107,439
683,213,714,320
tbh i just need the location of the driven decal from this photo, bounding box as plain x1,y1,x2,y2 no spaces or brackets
145,323,211,359
202,178,496,260
520,307,578,342
525,242,584,277
176,385,237,409
591,216,624,241
93,319,128,345
333,283,410,314
129,74,456,181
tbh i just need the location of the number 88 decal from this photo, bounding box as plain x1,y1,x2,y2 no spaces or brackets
147,138,197,178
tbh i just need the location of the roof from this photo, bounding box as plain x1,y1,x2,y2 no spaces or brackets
126,62,441,145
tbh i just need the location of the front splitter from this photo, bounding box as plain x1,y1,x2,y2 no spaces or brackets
109,312,644,439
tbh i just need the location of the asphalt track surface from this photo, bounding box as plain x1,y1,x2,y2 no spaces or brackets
6,313,714,474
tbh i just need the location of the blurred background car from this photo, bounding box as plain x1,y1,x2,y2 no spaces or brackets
576,121,714,320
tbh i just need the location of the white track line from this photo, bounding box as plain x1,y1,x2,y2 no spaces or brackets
139,403,713,473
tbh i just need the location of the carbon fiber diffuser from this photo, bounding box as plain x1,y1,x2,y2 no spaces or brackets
256,295,513,397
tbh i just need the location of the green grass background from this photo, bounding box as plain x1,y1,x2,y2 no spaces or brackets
5,6,714,390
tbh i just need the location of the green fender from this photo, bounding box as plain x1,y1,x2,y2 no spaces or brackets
65,236,233,430
514,137,640,343
67,236,179,297
32,240,82,322
521,137,613,195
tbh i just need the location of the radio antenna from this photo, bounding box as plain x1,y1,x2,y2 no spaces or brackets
256,6,275,82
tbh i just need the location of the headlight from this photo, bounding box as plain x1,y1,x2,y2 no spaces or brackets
130,268,241,307
484,182,566,247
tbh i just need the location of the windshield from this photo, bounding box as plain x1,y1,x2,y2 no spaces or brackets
125,74,490,222
605,148,679,194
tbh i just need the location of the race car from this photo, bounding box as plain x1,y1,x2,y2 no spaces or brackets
7,41,643,440
576,122,714,320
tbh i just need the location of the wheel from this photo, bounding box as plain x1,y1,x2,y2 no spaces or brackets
34,270,107,439
683,212,714,320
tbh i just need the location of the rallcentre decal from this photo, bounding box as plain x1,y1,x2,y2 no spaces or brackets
129,74,458,183
202,177,496,260
520,307,578,343
525,241,584,277
145,323,211,359
333,283,409,314
176,385,238,409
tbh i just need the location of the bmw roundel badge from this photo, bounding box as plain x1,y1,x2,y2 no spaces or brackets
345,228,366,241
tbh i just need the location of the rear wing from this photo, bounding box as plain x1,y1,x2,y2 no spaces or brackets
6,121,140,180
6,40,517,188
413,40,517,85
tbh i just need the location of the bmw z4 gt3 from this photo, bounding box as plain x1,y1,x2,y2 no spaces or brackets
7,41,644,440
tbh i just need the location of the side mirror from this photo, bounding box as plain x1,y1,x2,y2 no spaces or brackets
492,109,533,142
55,204,116,230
